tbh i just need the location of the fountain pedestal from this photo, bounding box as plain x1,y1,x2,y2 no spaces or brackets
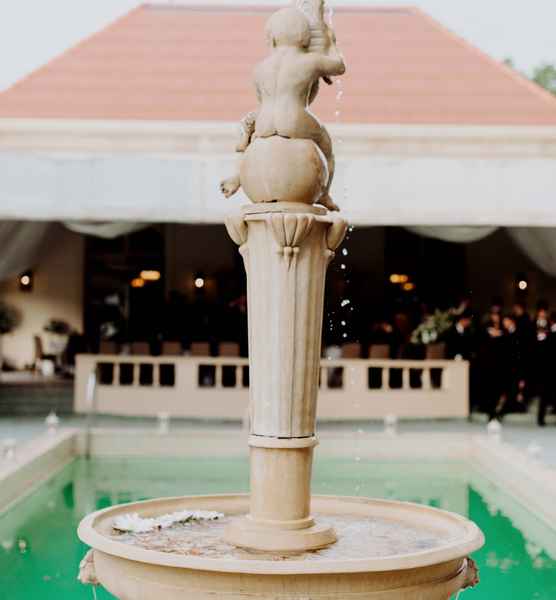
224,202,347,551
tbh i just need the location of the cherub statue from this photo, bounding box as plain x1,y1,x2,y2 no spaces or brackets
220,0,345,211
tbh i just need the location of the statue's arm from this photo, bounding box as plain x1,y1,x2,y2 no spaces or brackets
316,46,346,77
309,26,345,78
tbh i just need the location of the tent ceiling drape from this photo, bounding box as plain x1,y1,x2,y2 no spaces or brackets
0,221,52,282
0,221,145,282
403,226,556,280
406,226,498,244
2,221,556,284
64,222,147,239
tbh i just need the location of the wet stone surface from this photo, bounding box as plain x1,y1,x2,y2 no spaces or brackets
112,514,456,562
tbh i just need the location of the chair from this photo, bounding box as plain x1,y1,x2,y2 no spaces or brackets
190,342,211,356
33,335,57,373
426,343,446,360
218,342,240,357
161,341,182,356
369,344,390,359
130,342,150,356
98,340,119,355
341,343,361,359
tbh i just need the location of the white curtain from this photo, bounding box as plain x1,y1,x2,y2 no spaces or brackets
0,221,52,282
406,226,498,244
409,225,556,279
0,221,148,283
508,228,556,278
63,222,147,239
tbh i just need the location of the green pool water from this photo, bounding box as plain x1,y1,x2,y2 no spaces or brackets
1,456,555,599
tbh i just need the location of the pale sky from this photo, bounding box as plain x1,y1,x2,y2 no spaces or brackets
0,0,555,91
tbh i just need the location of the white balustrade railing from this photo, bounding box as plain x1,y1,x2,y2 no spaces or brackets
74,354,469,420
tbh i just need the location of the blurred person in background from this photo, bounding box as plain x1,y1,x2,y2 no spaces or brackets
496,314,528,418
512,301,534,347
445,308,478,414
445,308,475,361
533,305,556,426
476,311,506,419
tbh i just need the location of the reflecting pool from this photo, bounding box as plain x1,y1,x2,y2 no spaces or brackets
1,457,555,599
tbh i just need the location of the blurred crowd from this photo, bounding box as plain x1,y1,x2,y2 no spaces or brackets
367,297,556,426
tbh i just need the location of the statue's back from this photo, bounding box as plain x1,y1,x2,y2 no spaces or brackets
254,50,321,140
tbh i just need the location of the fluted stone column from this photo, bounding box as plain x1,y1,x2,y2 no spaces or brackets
225,202,347,551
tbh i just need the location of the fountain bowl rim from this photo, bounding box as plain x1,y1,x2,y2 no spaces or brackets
78,494,484,575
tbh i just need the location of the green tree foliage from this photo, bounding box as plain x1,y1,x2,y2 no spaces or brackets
532,63,556,95
503,58,556,96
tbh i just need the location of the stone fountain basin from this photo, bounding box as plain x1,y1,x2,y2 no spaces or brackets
78,494,483,600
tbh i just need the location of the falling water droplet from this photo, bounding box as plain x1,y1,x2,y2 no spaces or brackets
355,456,361,462
340,263,346,270
342,248,348,256
92,587,98,600
336,90,344,101
348,225,354,233
341,299,350,307
341,321,346,326
342,333,348,338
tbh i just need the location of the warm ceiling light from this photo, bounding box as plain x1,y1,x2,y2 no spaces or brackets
131,278,145,288
140,270,161,281
194,277,205,289
403,282,415,292
518,280,528,291
398,274,409,284
19,270,33,292
389,274,400,284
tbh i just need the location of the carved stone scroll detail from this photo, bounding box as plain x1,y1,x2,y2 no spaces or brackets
225,215,248,247
462,557,480,590
77,549,98,586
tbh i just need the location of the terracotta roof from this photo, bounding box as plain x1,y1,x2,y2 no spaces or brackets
0,4,555,125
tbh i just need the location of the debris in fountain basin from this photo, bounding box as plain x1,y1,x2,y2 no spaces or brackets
112,510,224,534
111,514,458,562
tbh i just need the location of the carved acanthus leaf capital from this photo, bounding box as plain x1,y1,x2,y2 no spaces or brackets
269,213,315,269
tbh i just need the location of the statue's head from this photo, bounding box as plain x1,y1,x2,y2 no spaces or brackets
265,8,311,49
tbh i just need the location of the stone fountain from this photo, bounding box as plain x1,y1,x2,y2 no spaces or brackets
78,2,484,598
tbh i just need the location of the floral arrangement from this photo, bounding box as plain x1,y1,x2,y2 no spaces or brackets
410,310,453,346
0,302,19,335
43,319,71,335
113,510,224,534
